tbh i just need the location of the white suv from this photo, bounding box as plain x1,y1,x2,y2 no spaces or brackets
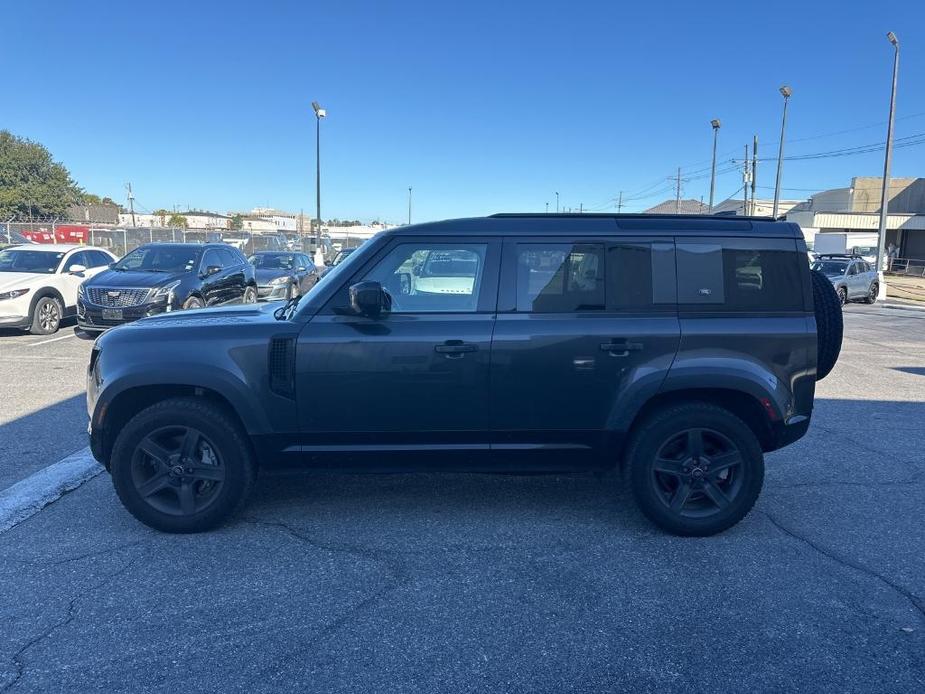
0,244,116,334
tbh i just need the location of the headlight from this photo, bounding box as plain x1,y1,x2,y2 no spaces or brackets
268,276,290,286
150,280,182,301
0,288,29,301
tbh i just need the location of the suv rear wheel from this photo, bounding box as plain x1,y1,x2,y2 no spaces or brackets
811,268,843,380
627,403,764,537
110,397,256,533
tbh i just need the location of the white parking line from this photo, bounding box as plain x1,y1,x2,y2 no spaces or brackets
0,447,102,533
28,332,78,347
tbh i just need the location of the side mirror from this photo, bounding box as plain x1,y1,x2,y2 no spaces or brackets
324,260,334,267
201,265,222,278
68,264,87,275
349,281,389,318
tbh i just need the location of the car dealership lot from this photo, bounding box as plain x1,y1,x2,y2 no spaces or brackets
1,306,924,692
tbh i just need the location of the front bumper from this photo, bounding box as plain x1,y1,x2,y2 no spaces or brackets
0,313,31,329
77,297,171,330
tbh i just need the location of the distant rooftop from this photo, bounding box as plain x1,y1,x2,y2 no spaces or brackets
643,198,706,215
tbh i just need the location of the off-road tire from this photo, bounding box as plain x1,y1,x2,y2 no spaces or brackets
627,402,764,537
110,397,256,533
811,269,843,380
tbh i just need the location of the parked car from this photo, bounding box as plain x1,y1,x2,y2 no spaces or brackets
0,244,116,334
810,254,878,305
248,251,318,301
87,213,842,536
77,243,257,333
319,247,356,278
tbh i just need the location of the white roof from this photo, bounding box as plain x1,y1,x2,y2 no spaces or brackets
4,244,112,253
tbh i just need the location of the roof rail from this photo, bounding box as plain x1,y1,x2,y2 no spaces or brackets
488,212,778,221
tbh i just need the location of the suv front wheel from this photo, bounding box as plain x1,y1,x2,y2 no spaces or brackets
627,403,764,537
110,397,256,533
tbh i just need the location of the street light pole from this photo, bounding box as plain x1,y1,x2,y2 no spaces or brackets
772,85,792,218
311,101,326,255
555,192,559,213
708,119,721,213
408,187,412,225
876,32,900,301
545,202,549,214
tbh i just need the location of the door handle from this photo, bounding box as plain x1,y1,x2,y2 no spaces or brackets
600,340,643,356
435,341,478,358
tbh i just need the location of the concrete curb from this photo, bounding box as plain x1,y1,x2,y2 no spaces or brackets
0,447,102,533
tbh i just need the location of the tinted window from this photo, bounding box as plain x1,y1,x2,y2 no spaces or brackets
516,243,604,312
87,251,112,268
607,242,676,310
363,243,488,313
811,260,848,276
201,249,225,270
250,253,294,270
218,248,240,267
678,242,804,311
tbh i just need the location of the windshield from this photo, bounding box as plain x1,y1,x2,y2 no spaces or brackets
0,249,65,274
113,246,200,273
249,253,295,270
811,260,847,276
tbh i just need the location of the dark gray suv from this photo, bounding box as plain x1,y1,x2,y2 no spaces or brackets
86,214,842,536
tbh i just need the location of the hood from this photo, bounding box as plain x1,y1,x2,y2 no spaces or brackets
255,268,291,284
86,268,187,288
123,302,279,330
0,272,47,290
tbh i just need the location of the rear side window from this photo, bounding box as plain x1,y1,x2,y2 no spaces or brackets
515,243,605,312
607,242,676,310
677,241,804,311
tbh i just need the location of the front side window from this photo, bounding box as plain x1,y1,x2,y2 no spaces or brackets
363,243,488,313
201,249,225,271
515,243,604,312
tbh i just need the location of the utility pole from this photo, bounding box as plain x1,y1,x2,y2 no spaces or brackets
743,144,750,215
708,119,721,213
408,187,412,225
126,183,136,227
876,32,900,300
617,191,623,212
674,167,682,213
579,203,583,214
555,192,559,213
773,86,793,218
751,135,758,215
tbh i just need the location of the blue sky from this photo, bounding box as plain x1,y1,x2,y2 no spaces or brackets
2,0,924,222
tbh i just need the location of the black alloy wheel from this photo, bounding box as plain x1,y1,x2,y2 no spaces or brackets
650,428,743,518
627,402,764,536
130,426,225,516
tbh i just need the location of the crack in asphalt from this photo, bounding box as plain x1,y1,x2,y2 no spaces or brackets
0,546,147,693
764,511,925,623
240,517,409,683
1,538,149,568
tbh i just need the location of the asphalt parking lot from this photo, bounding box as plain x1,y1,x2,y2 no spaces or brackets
1,305,924,692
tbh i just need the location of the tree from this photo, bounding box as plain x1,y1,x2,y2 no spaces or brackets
167,214,188,229
0,130,84,219
81,193,102,205
229,214,244,231
152,209,170,227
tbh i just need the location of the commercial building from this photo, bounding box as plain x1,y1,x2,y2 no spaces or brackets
786,177,925,259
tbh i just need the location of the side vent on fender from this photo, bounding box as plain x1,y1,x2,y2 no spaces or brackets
268,336,296,398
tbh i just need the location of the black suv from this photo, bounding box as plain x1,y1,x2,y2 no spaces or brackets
87,215,842,536
78,243,258,332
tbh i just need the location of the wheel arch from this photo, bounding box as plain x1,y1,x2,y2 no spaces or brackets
97,384,256,469
623,387,775,463
28,286,66,315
